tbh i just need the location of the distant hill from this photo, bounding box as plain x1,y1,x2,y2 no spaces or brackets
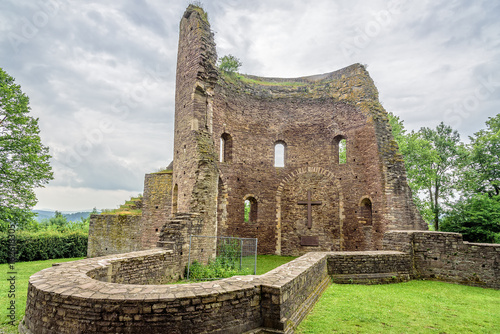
32,210,93,222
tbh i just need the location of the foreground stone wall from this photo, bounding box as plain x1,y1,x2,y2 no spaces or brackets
384,230,500,289
21,248,413,334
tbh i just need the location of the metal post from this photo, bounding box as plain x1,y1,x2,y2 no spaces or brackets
254,238,258,275
187,235,193,280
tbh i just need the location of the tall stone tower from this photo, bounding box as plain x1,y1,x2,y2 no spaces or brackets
171,6,219,237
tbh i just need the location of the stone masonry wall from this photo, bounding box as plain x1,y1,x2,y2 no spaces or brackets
87,214,142,257
21,248,415,334
140,171,173,249
327,251,411,284
384,230,500,289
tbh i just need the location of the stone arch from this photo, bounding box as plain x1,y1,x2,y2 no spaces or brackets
358,196,373,225
275,167,344,255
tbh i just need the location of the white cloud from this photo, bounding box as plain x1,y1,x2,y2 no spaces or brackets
1,0,499,210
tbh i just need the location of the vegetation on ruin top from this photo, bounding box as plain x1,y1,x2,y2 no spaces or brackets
101,195,142,215
188,2,208,23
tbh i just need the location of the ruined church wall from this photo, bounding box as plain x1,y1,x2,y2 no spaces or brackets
213,67,406,254
384,231,500,289
140,171,173,249
87,214,142,257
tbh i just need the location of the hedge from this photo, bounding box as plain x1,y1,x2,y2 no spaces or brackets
0,231,88,263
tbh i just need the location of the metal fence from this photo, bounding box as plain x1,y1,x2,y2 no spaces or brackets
186,235,258,281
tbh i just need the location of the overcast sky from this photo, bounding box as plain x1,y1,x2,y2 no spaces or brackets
1,0,499,212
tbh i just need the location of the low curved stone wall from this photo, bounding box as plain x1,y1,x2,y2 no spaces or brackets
20,249,412,334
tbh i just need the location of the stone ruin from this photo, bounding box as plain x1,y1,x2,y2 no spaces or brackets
88,4,426,261
21,5,499,334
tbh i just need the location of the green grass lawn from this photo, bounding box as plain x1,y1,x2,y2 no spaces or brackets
296,280,500,334
3,256,498,334
0,255,296,332
0,257,84,334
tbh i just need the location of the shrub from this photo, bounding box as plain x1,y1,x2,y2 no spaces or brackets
0,230,88,263
218,54,242,73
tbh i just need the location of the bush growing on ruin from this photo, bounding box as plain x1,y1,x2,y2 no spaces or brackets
218,54,242,73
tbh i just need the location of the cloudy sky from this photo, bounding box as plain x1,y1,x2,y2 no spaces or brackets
1,0,499,212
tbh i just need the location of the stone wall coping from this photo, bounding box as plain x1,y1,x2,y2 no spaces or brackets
29,249,410,305
258,251,406,288
30,249,261,303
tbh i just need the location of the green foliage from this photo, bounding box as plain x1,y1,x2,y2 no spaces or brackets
442,194,500,243
244,200,250,222
297,281,500,333
339,139,347,164
462,114,500,197
19,210,89,234
0,230,88,263
388,113,466,230
0,68,53,230
187,238,252,280
218,54,242,73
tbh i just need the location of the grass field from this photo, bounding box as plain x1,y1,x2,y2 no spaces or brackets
2,256,498,334
0,255,296,333
296,280,500,334
1,257,84,334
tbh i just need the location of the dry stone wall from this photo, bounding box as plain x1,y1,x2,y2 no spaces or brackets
384,230,500,289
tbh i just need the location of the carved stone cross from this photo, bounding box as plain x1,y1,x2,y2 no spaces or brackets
297,190,322,229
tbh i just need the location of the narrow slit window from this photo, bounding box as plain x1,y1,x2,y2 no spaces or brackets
172,184,178,214
339,138,347,164
219,137,224,162
274,142,285,167
220,133,232,162
244,197,258,222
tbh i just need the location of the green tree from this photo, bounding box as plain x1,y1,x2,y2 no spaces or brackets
440,114,500,243
463,114,500,197
388,113,465,230
441,194,500,243
418,123,465,231
0,68,53,230
218,54,242,73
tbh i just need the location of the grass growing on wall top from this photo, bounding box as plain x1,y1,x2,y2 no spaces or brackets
296,280,500,334
221,71,308,87
101,195,142,215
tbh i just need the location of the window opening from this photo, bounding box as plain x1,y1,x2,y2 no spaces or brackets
274,142,285,167
244,197,258,222
220,133,232,162
172,184,178,214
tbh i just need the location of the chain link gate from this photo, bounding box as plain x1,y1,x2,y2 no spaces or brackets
186,236,258,281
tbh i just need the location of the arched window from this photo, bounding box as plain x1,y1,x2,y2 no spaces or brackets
244,197,258,223
274,141,286,167
333,135,347,164
220,133,232,162
359,198,372,225
172,184,178,214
